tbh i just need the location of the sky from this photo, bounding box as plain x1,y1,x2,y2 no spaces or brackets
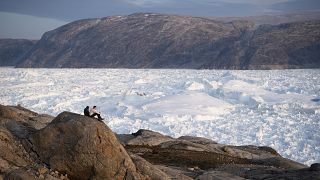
0,0,320,39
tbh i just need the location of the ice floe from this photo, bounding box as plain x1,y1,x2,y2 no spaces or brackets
0,68,319,165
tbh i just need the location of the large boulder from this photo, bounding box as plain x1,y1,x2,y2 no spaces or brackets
30,112,142,180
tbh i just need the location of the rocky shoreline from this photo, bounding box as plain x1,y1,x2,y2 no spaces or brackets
0,104,319,179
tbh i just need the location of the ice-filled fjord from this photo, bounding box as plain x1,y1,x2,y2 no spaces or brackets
1,68,319,165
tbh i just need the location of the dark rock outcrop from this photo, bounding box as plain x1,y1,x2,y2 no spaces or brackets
120,129,319,179
15,13,320,69
0,39,36,67
130,154,171,180
197,170,245,180
1,105,319,180
0,105,55,179
118,129,174,146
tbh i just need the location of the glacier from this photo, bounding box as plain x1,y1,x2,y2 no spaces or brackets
0,68,319,165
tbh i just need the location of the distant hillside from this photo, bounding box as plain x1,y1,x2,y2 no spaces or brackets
8,13,320,69
0,39,36,66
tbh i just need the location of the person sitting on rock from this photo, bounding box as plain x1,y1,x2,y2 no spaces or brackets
84,106,90,117
90,106,104,121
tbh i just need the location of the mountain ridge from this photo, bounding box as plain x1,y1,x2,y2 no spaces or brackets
212,10,320,25
1,12,320,69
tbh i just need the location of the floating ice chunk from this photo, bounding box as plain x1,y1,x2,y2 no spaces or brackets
143,92,234,117
134,78,148,84
209,81,222,89
239,93,258,106
193,114,218,121
219,71,236,83
151,92,165,99
186,81,205,91
222,80,318,108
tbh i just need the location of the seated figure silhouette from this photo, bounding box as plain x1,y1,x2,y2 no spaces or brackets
84,106,90,117
89,106,104,121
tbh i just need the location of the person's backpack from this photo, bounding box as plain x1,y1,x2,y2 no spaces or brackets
84,106,90,116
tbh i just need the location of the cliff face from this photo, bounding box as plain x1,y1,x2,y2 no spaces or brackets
212,21,320,69
11,13,320,69
0,39,36,66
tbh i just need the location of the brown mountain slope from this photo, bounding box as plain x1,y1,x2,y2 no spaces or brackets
0,39,36,66
15,13,320,69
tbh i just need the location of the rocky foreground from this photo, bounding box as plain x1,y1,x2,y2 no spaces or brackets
0,104,319,180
